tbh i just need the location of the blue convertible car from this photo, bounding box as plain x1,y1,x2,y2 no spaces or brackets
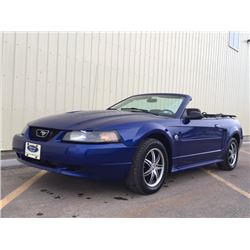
13,93,243,194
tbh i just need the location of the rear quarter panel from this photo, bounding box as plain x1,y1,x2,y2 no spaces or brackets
213,118,243,149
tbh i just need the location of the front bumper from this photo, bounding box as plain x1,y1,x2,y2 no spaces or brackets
13,134,135,180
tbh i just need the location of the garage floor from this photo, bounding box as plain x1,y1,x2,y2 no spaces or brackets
1,144,249,218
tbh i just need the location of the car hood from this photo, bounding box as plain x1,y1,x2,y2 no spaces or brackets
28,110,164,130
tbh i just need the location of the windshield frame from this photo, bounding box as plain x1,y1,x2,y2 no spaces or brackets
108,93,191,118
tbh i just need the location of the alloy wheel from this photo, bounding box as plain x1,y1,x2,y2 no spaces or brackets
228,141,238,167
143,148,165,188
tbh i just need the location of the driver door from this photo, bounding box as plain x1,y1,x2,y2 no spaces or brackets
175,117,226,168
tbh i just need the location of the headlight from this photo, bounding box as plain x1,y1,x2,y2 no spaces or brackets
21,125,28,135
62,130,120,143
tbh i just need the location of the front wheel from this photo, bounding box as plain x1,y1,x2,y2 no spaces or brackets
218,138,239,171
125,138,168,194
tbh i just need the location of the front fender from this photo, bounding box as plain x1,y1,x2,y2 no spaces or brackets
132,123,174,148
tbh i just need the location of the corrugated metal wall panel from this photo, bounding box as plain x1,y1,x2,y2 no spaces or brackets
1,32,249,150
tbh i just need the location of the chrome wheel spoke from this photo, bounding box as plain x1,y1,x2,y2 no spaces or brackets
149,172,155,184
151,150,156,163
144,158,152,167
155,164,163,170
155,154,161,164
144,168,153,177
154,170,159,179
143,148,165,188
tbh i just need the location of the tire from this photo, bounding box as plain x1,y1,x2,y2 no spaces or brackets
218,138,239,171
125,138,168,194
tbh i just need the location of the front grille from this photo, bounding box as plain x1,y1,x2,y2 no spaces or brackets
29,127,60,141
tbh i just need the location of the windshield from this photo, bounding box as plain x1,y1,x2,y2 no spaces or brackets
109,94,185,117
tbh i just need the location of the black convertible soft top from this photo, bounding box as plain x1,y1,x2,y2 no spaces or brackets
202,112,236,118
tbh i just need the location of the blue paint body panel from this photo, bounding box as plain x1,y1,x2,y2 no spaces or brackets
12,93,243,180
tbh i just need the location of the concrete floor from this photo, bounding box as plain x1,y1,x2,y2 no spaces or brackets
1,144,250,218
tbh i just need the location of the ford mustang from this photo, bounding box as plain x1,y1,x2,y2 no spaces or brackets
13,93,243,194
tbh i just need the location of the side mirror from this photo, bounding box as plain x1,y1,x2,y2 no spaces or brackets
182,111,203,124
188,110,203,120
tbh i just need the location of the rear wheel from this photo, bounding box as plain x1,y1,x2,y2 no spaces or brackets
218,138,239,171
125,138,168,194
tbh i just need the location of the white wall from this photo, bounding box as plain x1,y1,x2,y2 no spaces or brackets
1,32,249,150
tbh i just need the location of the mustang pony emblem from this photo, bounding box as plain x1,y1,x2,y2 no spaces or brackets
36,129,49,138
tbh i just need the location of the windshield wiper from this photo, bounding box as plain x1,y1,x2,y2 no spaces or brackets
121,107,149,113
121,107,160,116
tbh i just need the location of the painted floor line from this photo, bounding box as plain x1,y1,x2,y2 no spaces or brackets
240,150,250,155
0,170,47,210
202,169,250,200
243,141,250,144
